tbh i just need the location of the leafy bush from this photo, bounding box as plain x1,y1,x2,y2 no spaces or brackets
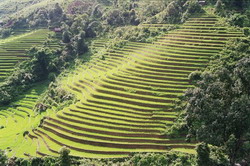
59,147,71,166
0,28,11,38
160,1,182,24
243,27,250,36
35,82,76,113
131,152,195,166
228,13,250,27
0,150,7,166
196,143,211,166
111,25,178,43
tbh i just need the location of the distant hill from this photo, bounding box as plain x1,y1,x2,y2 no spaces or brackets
0,0,72,20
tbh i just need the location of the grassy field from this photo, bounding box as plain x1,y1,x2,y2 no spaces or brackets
0,14,243,158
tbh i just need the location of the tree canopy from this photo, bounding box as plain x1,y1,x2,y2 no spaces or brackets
184,37,250,165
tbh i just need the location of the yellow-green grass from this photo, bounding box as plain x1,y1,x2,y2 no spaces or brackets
41,122,191,148
42,120,182,144
128,41,221,53
124,42,215,56
0,82,52,158
33,127,194,156
119,47,210,63
172,31,244,37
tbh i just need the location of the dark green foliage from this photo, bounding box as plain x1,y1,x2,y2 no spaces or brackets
221,0,250,10
131,152,195,166
228,13,250,27
112,25,177,43
91,4,103,18
183,37,250,165
79,152,195,166
0,150,7,166
206,0,217,5
0,28,11,38
12,156,58,166
0,46,63,105
196,143,230,166
74,31,88,55
161,1,182,24
105,10,126,26
62,31,71,43
165,97,189,139
23,131,29,137
35,82,76,113
243,27,250,36
181,0,204,22
151,0,205,24
59,147,71,166
214,0,250,27
215,0,224,15
0,151,198,166
196,143,211,166
48,3,64,27
142,3,162,17
29,8,49,27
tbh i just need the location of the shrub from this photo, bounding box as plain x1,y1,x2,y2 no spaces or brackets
0,150,7,166
1,28,11,38
160,1,181,24
131,152,195,166
62,31,71,43
59,147,71,166
215,0,224,15
228,13,249,27
196,143,211,166
23,131,29,137
243,27,250,36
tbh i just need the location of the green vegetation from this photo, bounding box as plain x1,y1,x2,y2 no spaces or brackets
171,37,250,165
0,0,249,165
11,13,239,160
0,82,52,158
0,29,56,81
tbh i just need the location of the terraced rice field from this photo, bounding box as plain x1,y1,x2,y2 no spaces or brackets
0,83,52,158
24,15,243,158
0,29,58,81
2,15,243,158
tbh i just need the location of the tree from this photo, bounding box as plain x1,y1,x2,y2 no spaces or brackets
196,143,211,166
184,37,250,165
49,3,63,24
106,9,124,26
59,146,71,166
1,28,11,38
74,31,88,55
228,13,249,27
54,3,63,18
215,0,224,15
160,1,181,24
62,31,71,43
0,150,7,165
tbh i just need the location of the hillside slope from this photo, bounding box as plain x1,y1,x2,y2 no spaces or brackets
0,0,72,20
0,29,58,82
0,82,50,158
13,14,241,158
